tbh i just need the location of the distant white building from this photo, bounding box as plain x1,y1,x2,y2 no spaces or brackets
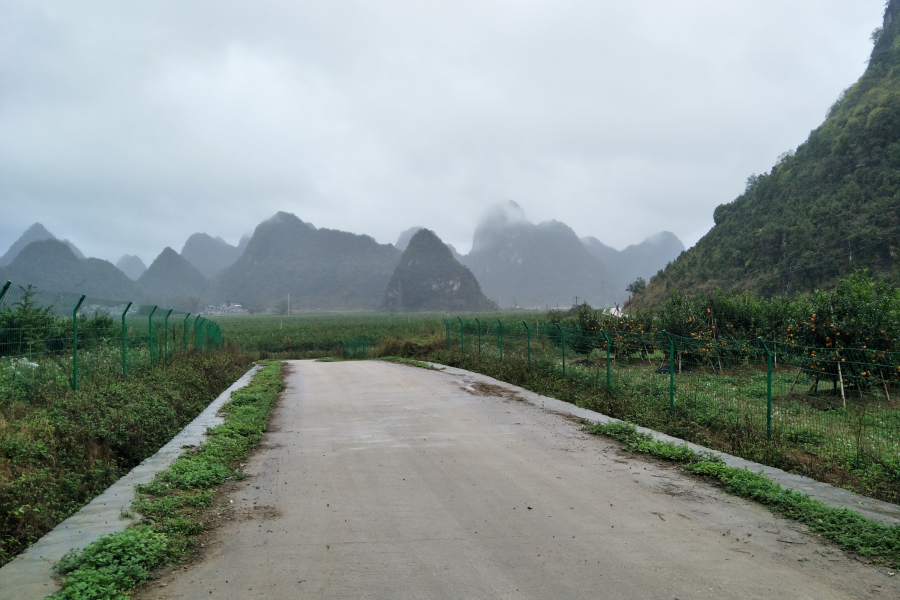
204,303,246,314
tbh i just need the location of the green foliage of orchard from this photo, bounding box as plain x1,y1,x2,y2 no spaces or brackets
644,1,900,302
551,272,900,362
0,349,250,568
48,362,284,600
590,421,900,565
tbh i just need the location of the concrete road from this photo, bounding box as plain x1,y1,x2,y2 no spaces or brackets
137,360,896,599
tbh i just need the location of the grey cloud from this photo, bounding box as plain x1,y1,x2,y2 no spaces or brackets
0,1,886,262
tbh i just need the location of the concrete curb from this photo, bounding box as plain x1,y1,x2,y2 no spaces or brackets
429,362,900,527
0,364,264,600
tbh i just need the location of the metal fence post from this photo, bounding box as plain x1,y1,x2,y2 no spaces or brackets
458,316,464,352
164,309,173,362
556,323,565,376
522,321,530,364
664,331,674,411
121,301,132,377
72,294,86,390
0,280,11,305
183,313,191,349
148,306,158,365
443,318,450,350
497,319,503,360
475,317,482,355
194,315,202,351
601,329,611,391
758,337,773,441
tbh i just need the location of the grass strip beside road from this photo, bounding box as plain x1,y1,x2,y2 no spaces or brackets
47,361,285,600
589,421,900,567
429,350,900,505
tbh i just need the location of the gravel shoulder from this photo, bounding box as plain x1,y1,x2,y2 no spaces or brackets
135,360,898,599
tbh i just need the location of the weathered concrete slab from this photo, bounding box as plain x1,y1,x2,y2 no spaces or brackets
136,361,896,600
433,363,900,525
0,364,262,600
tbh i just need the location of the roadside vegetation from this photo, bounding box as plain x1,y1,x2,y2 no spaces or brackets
589,421,900,567
0,348,250,568
431,348,900,506
48,361,284,600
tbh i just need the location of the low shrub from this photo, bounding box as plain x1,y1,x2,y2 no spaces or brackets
0,349,250,567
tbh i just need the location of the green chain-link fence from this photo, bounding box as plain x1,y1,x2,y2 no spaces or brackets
0,280,224,396
443,317,900,473
341,338,369,359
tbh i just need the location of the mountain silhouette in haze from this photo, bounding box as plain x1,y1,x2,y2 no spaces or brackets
237,234,251,255
1,223,85,266
395,227,424,251
4,239,140,299
582,231,684,289
643,0,900,304
181,233,244,278
138,247,209,304
396,225,465,261
116,255,147,280
381,229,496,312
461,201,618,308
213,212,401,311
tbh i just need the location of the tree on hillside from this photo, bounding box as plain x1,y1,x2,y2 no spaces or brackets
626,277,646,297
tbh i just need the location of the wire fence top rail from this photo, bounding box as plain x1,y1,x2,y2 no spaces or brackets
0,280,224,393
441,316,900,481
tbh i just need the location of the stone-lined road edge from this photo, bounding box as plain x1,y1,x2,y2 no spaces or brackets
429,362,900,525
0,364,264,600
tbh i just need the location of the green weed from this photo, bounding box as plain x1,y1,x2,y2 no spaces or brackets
51,527,168,600
48,362,285,599
586,419,900,566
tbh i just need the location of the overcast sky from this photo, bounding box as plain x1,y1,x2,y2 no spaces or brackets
0,1,886,264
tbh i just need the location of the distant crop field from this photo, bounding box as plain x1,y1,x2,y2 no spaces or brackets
217,311,537,357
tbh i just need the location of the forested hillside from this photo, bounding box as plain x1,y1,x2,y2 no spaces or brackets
138,247,209,307
213,212,400,311
463,201,619,308
642,0,900,305
0,223,85,266
4,240,141,299
380,229,496,312
180,233,244,277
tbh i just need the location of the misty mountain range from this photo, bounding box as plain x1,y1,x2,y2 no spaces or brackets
0,207,682,311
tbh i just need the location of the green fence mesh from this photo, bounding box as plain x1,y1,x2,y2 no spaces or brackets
0,280,224,396
443,316,900,474
341,338,369,359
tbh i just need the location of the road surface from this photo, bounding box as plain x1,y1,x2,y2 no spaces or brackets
136,360,895,599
